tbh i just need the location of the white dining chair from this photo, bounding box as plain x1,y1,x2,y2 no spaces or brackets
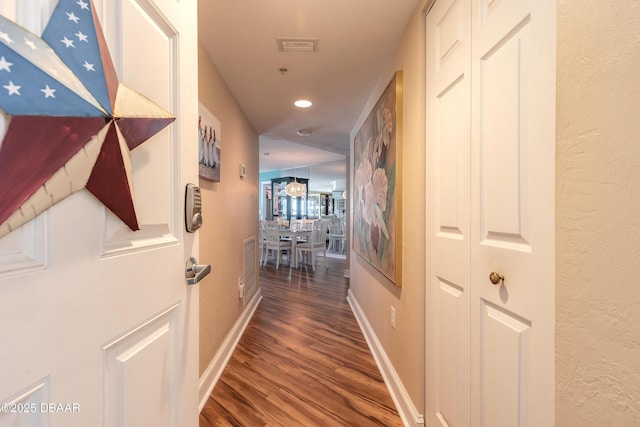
328,218,346,253
258,220,267,267
301,219,315,231
296,222,328,271
289,218,302,231
263,222,292,269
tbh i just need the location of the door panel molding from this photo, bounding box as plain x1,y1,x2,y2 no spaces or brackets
479,20,531,246
100,0,181,257
480,300,531,427
103,304,180,427
0,218,47,278
0,377,50,427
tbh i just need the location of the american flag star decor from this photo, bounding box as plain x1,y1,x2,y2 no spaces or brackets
0,0,175,238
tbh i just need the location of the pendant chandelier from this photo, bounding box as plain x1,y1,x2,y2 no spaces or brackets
285,178,306,198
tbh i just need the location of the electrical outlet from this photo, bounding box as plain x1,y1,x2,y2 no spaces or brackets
238,276,245,299
390,306,396,329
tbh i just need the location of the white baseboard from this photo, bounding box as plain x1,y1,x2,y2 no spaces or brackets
347,289,424,427
198,289,262,412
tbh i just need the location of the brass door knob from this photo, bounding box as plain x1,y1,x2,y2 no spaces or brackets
489,272,504,285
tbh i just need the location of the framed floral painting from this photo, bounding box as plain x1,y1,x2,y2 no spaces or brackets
353,71,403,286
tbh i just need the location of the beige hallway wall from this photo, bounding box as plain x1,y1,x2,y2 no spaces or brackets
198,42,259,376
348,0,429,412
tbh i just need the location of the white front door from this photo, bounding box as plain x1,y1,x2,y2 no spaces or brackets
426,0,555,425
0,1,199,426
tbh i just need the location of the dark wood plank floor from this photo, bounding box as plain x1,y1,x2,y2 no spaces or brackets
199,256,403,427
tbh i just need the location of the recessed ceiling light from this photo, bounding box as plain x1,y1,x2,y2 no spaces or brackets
297,129,312,136
294,99,312,108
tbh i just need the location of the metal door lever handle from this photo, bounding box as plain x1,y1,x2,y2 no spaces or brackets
186,257,211,285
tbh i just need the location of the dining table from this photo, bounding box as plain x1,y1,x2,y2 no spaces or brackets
278,228,312,268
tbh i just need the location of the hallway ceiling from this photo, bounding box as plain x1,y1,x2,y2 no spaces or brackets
198,0,420,186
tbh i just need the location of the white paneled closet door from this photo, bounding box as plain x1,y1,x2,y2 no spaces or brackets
426,0,472,425
426,0,555,425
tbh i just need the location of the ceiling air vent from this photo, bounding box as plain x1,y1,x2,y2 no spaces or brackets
276,37,319,53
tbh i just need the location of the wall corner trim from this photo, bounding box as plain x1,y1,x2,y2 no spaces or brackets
347,290,424,427
198,290,263,411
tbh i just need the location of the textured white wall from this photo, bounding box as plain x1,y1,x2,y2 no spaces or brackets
556,1,640,424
